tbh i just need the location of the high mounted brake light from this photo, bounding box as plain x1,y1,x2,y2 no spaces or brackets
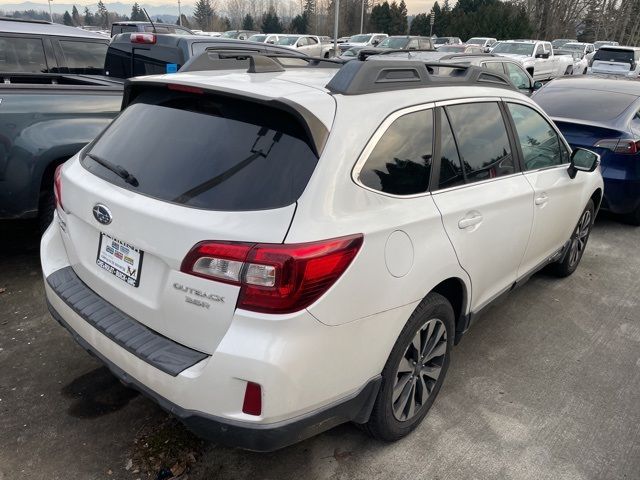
181,234,364,314
130,33,156,44
167,83,204,94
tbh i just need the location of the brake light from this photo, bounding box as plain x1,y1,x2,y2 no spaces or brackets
130,33,156,44
242,382,262,416
181,234,364,314
54,164,63,211
594,139,640,154
167,83,204,94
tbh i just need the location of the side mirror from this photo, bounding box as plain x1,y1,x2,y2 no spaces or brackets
568,148,600,179
532,80,543,90
372,40,380,46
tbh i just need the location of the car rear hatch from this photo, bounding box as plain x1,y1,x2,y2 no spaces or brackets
591,49,635,74
57,83,327,354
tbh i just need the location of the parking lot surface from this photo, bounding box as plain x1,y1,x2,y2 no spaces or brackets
1,216,639,480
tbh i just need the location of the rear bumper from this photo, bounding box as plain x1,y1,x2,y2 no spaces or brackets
601,176,640,215
47,299,380,451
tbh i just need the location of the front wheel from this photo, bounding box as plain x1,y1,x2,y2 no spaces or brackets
565,65,574,75
550,199,595,277
363,293,454,441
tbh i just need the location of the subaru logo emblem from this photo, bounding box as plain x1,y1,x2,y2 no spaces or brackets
93,204,112,225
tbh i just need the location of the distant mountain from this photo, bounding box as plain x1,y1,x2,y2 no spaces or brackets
0,2,194,16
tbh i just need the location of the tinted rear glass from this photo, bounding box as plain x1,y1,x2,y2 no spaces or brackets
593,49,634,64
534,88,636,122
0,36,47,73
59,40,107,74
82,92,319,211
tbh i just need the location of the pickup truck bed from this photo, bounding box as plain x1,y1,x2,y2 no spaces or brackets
0,74,122,230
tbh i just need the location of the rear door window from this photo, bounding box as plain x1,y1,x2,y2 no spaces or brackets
0,36,47,73
445,102,515,183
482,61,505,74
59,40,108,74
358,109,433,195
82,91,320,211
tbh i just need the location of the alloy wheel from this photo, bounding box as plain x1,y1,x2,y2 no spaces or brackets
568,209,592,267
392,318,447,422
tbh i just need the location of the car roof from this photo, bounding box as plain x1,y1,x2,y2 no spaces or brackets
598,45,640,51
540,76,640,96
0,18,107,39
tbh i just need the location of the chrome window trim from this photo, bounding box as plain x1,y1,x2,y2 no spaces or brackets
351,102,436,199
432,171,525,195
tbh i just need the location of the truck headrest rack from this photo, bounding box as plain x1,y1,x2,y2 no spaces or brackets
325,60,514,95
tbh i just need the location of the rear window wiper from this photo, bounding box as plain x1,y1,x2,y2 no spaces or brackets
85,152,139,187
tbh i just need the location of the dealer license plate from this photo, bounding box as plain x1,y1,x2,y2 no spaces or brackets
96,233,143,287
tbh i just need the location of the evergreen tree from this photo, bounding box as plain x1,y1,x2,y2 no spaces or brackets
176,14,191,28
71,5,81,25
130,3,147,21
62,10,73,25
96,0,108,28
242,13,255,30
261,7,283,33
369,1,392,33
83,6,94,25
194,0,214,30
409,12,428,35
290,14,307,33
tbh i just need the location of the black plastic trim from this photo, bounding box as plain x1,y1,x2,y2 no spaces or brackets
47,299,380,452
46,266,208,376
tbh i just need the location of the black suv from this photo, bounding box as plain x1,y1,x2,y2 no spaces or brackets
111,21,195,36
0,17,108,74
105,33,308,78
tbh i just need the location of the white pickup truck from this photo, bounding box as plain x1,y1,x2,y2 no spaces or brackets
491,40,574,81
275,34,336,58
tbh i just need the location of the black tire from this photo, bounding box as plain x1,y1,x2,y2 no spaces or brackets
363,292,454,442
549,199,595,277
565,66,574,75
38,189,55,236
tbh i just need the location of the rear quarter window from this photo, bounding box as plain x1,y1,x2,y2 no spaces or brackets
0,36,47,73
81,91,320,211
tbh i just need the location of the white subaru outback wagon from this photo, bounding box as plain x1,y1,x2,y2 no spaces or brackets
42,55,603,451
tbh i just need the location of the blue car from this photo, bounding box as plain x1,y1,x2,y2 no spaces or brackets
533,76,640,224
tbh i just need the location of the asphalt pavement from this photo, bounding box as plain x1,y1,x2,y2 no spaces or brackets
1,215,639,480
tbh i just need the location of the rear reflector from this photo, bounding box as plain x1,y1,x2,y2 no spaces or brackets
242,382,262,416
181,234,364,314
594,139,640,154
54,164,63,211
130,33,156,44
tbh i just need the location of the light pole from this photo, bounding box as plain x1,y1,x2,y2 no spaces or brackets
48,0,53,22
178,0,182,26
360,0,364,34
333,0,339,58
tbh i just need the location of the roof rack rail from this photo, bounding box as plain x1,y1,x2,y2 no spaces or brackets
357,48,437,61
180,52,344,73
439,53,500,60
325,60,514,95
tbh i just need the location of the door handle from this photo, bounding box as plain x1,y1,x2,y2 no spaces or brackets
535,193,549,206
458,213,483,229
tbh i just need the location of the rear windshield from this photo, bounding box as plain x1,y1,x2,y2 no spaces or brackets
81,91,319,211
593,49,634,65
534,88,635,122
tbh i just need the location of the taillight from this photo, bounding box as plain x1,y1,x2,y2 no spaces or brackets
54,164,63,211
594,139,640,154
181,234,364,314
242,382,262,416
130,33,156,44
